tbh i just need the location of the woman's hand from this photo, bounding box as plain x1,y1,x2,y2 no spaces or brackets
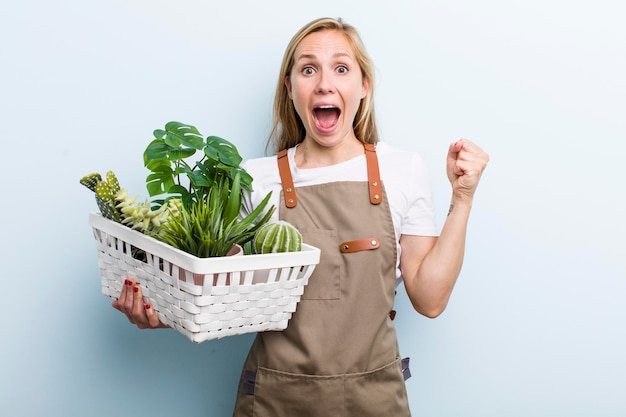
446,139,489,204
112,279,167,329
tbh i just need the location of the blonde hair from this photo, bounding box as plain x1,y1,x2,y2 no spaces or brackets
268,17,379,153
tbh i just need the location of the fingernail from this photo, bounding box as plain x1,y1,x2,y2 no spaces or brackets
133,286,139,293
124,279,130,285
145,303,151,310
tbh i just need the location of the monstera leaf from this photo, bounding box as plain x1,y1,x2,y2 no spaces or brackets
143,121,253,208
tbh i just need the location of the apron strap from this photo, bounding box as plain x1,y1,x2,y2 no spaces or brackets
364,143,382,205
276,143,382,209
277,149,297,208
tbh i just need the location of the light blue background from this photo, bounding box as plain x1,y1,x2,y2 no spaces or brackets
2,1,624,416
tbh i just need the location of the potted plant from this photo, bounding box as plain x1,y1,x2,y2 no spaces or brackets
142,121,274,257
81,121,321,343
81,121,274,258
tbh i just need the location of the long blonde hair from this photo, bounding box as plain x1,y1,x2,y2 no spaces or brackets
268,17,379,153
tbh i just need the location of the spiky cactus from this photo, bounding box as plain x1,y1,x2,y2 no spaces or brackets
253,221,302,254
80,171,180,236
116,192,182,236
80,171,122,222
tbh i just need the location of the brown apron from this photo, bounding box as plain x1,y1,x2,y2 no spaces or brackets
233,144,410,417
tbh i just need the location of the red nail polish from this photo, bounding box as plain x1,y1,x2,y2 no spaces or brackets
124,279,130,285
133,286,139,293
145,303,151,309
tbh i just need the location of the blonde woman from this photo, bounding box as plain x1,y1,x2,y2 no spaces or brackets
115,17,489,416
233,17,488,416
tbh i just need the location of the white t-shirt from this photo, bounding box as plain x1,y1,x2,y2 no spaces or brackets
242,142,439,283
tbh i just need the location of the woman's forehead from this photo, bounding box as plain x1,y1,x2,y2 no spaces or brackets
294,30,355,60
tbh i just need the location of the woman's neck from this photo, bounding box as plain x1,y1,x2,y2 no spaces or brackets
295,137,364,169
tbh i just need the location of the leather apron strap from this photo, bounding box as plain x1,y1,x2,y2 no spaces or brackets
276,149,297,208
364,143,382,205
277,144,382,207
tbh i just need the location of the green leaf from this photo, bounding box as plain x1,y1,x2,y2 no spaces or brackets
145,158,168,172
165,184,188,197
223,171,241,225
167,147,196,162
145,165,175,197
164,121,204,149
240,191,274,230
205,135,243,167
235,168,254,192
144,139,170,165
187,170,212,188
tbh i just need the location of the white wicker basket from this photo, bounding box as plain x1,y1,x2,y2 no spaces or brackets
89,212,320,343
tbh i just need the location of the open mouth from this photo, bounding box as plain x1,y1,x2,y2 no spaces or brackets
313,105,341,130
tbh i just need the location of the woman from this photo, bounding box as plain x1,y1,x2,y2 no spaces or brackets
115,17,489,416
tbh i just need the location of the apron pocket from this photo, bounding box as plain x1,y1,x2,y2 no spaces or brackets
253,367,344,417
298,228,342,300
345,358,410,416
251,360,410,417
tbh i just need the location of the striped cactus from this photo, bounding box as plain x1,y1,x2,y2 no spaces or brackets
253,220,302,254
80,171,122,222
80,170,180,236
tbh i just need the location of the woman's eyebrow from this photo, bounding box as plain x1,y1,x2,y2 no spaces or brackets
295,52,353,61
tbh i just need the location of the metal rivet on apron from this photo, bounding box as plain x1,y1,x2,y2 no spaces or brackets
372,181,378,187
371,239,377,246
374,194,380,200
343,244,349,251
286,187,292,193
288,198,294,204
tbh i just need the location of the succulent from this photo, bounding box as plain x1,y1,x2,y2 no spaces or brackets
80,171,122,222
80,171,180,235
116,190,182,236
253,221,302,254
156,171,274,257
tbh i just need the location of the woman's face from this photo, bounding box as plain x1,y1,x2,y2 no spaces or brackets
286,29,369,148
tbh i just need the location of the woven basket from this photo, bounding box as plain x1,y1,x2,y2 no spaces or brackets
89,212,320,343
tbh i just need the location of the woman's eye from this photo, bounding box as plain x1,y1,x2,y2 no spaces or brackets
302,67,315,75
336,66,348,74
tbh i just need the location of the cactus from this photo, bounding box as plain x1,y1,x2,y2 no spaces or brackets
79,173,102,192
80,170,180,234
80,171,122,222
253,220,302,254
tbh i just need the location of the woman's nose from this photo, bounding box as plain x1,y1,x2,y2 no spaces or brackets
315,71,335,94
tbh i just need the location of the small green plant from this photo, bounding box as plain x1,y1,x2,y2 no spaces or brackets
80,171,179,236
253,220,303,254
158,172,274,257
143,121,254,210
80,171,122,222
81,121,276,259
116,191,182,236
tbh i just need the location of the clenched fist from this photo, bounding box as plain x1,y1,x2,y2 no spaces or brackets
446,139,489,204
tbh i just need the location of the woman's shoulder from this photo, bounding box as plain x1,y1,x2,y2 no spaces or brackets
242,153,280,185
240,154,282,219
242,153,278,172
376,142,428,174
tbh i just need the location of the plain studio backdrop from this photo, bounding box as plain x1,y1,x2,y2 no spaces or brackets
1,1,624,416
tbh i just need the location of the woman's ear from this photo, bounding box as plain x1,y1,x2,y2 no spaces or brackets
361,77,370,99
285,76,293,99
